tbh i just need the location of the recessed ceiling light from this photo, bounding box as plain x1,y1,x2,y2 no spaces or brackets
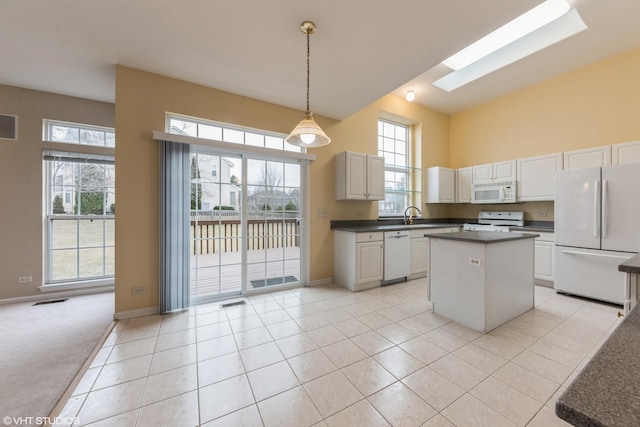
405,90,416,102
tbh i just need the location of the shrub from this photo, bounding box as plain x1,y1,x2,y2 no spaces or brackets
52,195,65,214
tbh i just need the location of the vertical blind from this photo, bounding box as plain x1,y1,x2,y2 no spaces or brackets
159,140,191,313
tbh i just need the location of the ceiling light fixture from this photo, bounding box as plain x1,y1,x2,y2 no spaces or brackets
443,0,571,71
433,3,586,92
285,21,331,148
405,90,416,102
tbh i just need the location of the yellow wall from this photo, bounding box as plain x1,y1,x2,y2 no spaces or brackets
450,47,640,168
114,66,449,314
0,84,114,300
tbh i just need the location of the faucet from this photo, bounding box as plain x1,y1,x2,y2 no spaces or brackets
404,206,422,225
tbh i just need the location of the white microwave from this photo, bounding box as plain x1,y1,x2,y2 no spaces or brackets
471,180,517,204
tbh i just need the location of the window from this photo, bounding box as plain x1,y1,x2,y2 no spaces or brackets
43,120,115,287
378,119,413,215
44,120,115,147
167,114,302,153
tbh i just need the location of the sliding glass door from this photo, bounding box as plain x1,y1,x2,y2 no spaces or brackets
190,149,304,303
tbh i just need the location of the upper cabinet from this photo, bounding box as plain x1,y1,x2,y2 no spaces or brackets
426,166,455,203
564,146,612,169
472,160,516,184
456,167,472,203
335,151,384,201
612,140,640,165
517,153,563,201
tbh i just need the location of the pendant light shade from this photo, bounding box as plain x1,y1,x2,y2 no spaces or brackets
285,21,331,148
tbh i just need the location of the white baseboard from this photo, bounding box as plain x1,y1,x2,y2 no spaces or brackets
308,277,334,287
114,306,159,320
0,287,114,306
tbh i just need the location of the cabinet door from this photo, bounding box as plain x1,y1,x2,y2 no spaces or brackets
564,146,611,169
493,160,516,181
346,152,367,199
517,153,563,201
356,241,383,284
456,167,472,203
612,140,640,165
410,238,429,275
472,164,493,184
427,167,455,203
366,155,385,200
534,241,554,281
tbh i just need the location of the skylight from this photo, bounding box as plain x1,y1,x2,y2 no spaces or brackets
433,0,588,92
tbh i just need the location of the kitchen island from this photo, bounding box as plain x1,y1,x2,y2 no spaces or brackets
429,231,537,333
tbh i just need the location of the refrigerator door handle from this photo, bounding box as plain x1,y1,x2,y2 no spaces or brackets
602,179,608,238
593,179,600,237
561,249,631,260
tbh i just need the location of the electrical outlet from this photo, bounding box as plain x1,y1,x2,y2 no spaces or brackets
131,286,147,295
357,210,363,217
468,258,481,266
18,276,33,284
537,211,547,217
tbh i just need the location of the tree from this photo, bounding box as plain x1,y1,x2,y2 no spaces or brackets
191,156,202,210
230,175,239,184
74,164,105,215
285,200,298,211
52,195,65,214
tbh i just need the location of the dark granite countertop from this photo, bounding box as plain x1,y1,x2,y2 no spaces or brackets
331,223,463,233
556,303,640,426
619,254,640,274
510,226,555,233
428,231,538,243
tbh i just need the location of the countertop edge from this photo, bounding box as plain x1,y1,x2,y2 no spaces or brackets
429,231,539,244
618,253,640,274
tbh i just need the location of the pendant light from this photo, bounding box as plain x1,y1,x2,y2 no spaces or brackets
285,21,331,148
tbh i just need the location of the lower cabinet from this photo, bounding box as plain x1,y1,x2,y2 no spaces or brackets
410,236,429,277
521,231,555,284
334,230,383,291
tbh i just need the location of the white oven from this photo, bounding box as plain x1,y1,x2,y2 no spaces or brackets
472,180,517,204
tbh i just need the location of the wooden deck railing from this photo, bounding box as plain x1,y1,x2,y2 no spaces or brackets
190,211,300,255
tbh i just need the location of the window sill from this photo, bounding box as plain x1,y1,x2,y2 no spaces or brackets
40,278,115,293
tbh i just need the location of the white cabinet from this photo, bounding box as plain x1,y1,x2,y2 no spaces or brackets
518,231,555,284
334,230,383,291
612,140,640,165
517,153,563,201
456,167,472,203
335,151,384,200
564,146,611,169
472,160,516,184
426,166,455,203
409,227,460,279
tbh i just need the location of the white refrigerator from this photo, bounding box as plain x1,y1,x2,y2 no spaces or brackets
555,163,640,304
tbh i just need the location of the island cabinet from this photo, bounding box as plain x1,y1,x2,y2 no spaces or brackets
334,230,383,291
335,151,384,200
429,231,536,333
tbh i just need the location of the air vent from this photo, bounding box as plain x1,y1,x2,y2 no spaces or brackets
33,298,68,306
0,114,18,140
220,300,246,309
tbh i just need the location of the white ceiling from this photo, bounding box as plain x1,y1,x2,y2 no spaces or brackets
1,0,639,119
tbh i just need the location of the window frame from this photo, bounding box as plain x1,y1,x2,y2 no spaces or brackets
377,119,415,217
42,120,116,289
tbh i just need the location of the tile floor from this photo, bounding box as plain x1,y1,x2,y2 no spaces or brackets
55,278,622,426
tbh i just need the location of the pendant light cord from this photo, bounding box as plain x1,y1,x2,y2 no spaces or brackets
305,29,311,115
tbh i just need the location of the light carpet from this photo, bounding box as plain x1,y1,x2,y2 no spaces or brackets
0,292,114,423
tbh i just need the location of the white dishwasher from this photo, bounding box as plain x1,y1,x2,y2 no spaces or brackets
384,230,411,281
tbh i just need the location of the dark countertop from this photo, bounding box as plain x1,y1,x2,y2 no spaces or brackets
510,226,555,233
331,223,463,233
428,231,538,243
619,254,640,274
556,304,640,426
